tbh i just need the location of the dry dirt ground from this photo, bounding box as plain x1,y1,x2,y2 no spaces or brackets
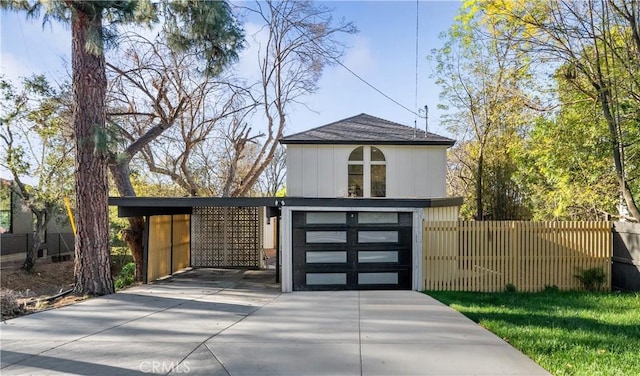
0,260,85,320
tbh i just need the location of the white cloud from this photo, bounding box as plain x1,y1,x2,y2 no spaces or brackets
340,34,376,76
0,52,32,82
232,21,267,82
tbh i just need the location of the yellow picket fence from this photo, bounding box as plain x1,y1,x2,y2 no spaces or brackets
423,221,612,292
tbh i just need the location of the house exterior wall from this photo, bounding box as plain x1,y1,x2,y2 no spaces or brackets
263,209,276,249
1,188,75,260
12,200,33,234
286,144,448,198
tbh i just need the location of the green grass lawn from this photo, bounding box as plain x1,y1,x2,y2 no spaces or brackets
426,290,640,376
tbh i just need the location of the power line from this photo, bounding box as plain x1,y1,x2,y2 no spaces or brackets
332,59,421,118
269,3,424,119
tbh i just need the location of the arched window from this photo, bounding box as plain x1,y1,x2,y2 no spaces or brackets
348,146,386,197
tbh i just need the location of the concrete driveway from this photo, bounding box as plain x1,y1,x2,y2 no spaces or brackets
1,269,549,375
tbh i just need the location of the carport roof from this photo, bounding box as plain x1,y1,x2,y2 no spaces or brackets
109,196,463,217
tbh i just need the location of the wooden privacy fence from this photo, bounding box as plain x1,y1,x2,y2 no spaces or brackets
147,214,190,283
424,221,612,292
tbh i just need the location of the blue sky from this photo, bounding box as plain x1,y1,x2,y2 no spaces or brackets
0,1,461,143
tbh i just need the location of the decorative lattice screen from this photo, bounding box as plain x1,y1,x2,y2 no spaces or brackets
191,207,263,268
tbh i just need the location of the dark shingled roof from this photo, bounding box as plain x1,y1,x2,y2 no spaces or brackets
279,113,455,146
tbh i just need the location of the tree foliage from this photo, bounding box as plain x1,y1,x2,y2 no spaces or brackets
230,0,356,197
433,1,534,220
437,0,640,222
486,0,640,221
126,0,356,198
1,0,245,294
518,75,619,220
0,75,74,271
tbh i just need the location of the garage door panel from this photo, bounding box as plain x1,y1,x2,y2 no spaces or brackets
306,251,348,263
357,249,412,265
292,211,412,291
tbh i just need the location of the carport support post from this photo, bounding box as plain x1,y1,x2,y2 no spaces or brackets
170,215,174,275
142,215,150,284
276,214,280,283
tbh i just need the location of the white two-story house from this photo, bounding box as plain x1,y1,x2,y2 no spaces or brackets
277,113,461,291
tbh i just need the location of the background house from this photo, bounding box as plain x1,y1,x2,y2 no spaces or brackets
0,179,74,265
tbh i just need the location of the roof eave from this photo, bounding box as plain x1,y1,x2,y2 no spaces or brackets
279,139,456,146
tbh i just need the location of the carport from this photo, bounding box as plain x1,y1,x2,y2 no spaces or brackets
109,197,281,284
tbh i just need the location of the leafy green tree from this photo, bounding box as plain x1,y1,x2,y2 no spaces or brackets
433,2,534,220
1,0,243,295
492,0,640,221
0,75,74,272
518,73,619,220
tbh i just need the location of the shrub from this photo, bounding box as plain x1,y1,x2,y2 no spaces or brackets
505,283,517,293
575,267,607,291
111,247,133,275
114,262,135,290
543,284,560,293
1,288,24,320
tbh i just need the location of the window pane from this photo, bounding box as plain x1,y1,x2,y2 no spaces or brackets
0,182,11,233
0,211,10,233
307,273,347,285
371,164,386,197
306,251,347,263
348,164,363,197
358,273,398,285
348,146,364,161
358,251,399,263
306,231,347,243
306,212,346,224
358,231,398,243
371,146,385,161
358,212,398,224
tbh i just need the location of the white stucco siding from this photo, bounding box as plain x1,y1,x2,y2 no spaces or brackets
333,147,349,197
286,145,304,196
428,149,447,196
316,146,336,197
301,147,318,197
412,148,429,198
383,145,448,198
285,144,448,198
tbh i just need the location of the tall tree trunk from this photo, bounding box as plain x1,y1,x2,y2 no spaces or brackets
72,7,114,295
109,162,145,281
599,89,640,222
476,148,484,221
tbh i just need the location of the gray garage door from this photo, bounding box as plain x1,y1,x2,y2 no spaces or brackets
292,211,412,291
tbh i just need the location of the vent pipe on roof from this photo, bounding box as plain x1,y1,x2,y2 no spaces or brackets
424,105,429,136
